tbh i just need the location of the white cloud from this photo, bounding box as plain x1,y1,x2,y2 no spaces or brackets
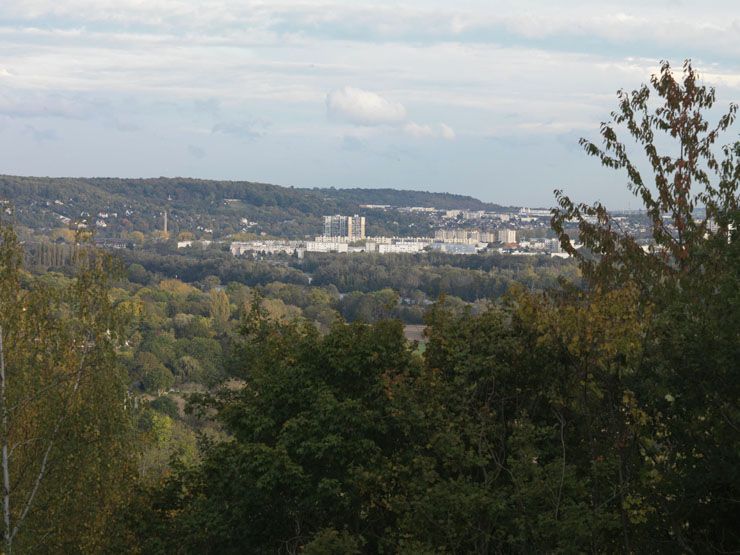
403,122,432,137
327,86,455,140
403,122,455,140
439,123,455,140
2,1,738,60
326,86,407,126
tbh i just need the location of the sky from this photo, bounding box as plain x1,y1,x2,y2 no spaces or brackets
0,1,738,207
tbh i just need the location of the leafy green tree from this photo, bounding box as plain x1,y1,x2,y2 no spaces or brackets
123,60,738,554
140,332,177,368
550,60,739,551
176,337,224,385
128,262,150,285
553,59,737,287
139,354,175,395
150,396,180,419
302,528,363,554
135,305,424,553
137,408,197,485
417,292,639,552
0,219,136,553
209,289,231,334
174,355,205,384
182,316,213,339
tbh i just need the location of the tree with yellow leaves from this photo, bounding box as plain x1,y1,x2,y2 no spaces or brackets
0,217,137,553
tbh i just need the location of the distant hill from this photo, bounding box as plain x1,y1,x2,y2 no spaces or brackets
0,175,508,239
313,187,505,211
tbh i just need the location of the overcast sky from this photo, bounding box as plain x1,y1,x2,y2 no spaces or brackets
0,1,738,207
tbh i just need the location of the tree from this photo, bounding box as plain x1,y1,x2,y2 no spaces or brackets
174,355,204,384
209,289,231,335
159,279,197,297
128,262,150,285
124,60,738,553
150,396,180,419
552,59,738,288
49,228,76,244
0,218,136,553
133,305,424,553
142,365,175,395
127,230,145,246
550,60,739,552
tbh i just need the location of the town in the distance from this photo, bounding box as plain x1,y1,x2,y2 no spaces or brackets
3,175,669,261
182,204,654,259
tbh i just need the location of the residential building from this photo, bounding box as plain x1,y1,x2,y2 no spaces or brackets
347,215,366,240
323,214,366,239
498,229,517,243
306,241,349,253
519,207,551,217
323,215,348,238
430,243,479,254
378,242,427,254
230,241,297,256
434,229,480,244
544,238,561,253
179,240,213,249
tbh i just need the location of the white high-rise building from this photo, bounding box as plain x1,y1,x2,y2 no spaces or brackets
323,215,348,237
498,229,517,244
323,214,366,239
347,215,366,240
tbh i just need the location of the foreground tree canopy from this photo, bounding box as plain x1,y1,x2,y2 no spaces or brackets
124,61,738,553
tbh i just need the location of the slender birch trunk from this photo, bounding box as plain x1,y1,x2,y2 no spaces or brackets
0,326,12,554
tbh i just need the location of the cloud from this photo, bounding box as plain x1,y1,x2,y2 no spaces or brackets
211,120,267,139
4,1,737,58
327,86,455,140
1,2,740,69
403,122,455,140
326,86,407,126
440,123,455,140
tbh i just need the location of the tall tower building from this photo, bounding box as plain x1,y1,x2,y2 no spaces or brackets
323,214,366,239
498,229,517,244
347,215,366,240
323,215,348,238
